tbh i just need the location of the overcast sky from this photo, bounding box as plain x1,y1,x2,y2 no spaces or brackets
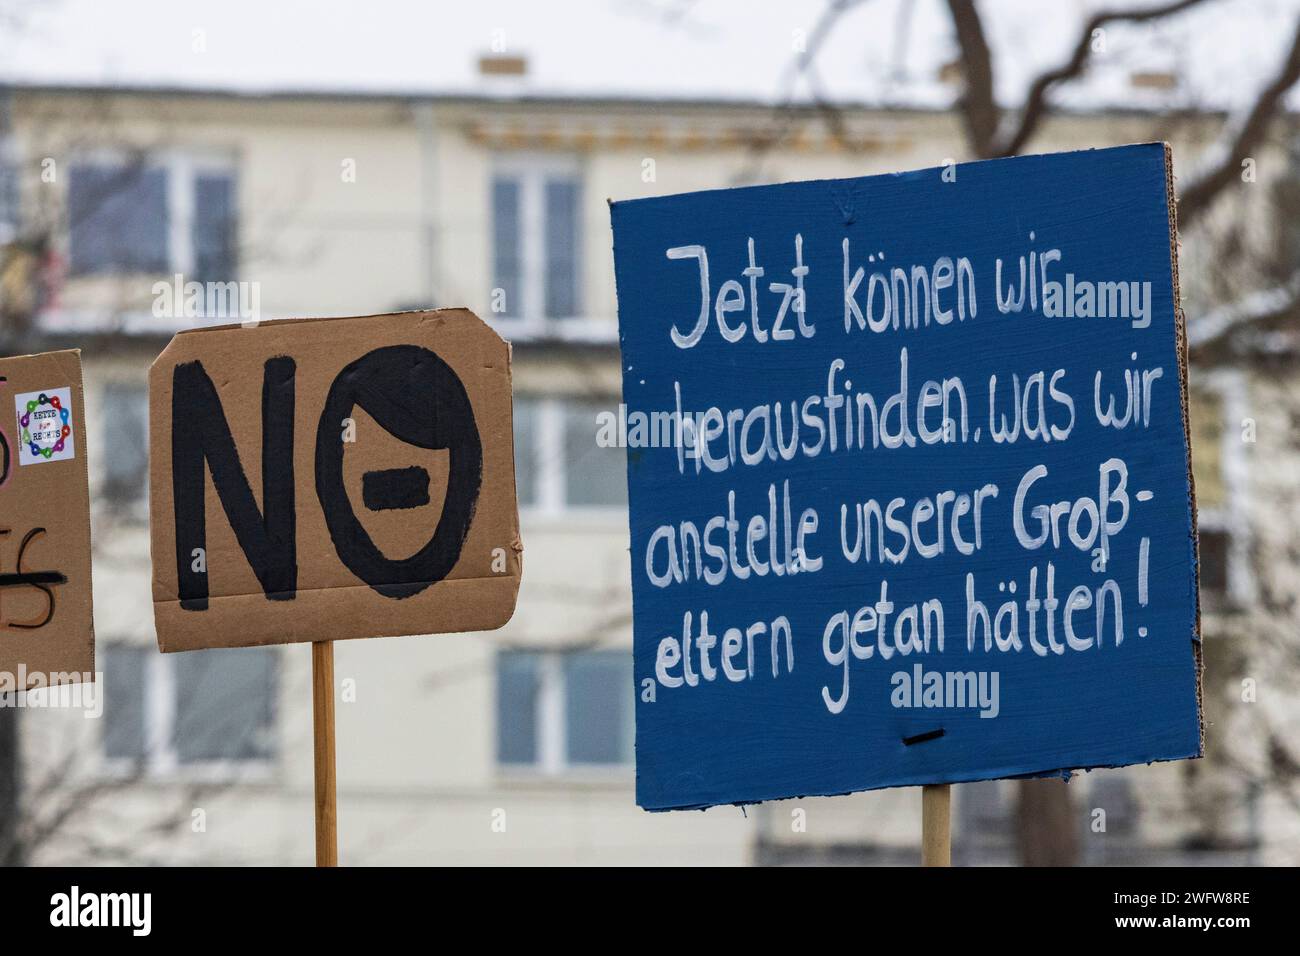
1,0,1297,111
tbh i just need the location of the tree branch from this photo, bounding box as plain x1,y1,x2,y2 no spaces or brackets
1178,16,1300,228
1000,0,1209,156
947,0,1210,158
1187,269,1300,361
945,0,998,156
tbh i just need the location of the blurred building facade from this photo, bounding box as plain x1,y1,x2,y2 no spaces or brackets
0,68,1296,864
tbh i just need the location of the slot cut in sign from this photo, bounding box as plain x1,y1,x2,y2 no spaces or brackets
149,310,522,651
611,143,1203,811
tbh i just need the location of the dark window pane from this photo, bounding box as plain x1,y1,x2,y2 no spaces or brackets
1091,772,1139,835
544,177,580,318
173,648,276,762
497,651,540,765
68,164,168,275
1271,172,1300,284
193,173,236,284
564,651,632,765
101,382,148,506
512,397,538,508
103,645,147,760
1198,527,1230,598
957,779,1011,839
563,399,626,507
491,176,521,319
0,154,18,241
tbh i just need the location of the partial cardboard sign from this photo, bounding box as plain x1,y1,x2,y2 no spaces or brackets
610,143,1202,810
149,310,522,652
0,350,94,686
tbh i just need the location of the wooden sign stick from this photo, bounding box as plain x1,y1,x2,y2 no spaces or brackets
312,640,338,867
921,784,951,866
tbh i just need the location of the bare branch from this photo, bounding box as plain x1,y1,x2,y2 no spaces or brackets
1178,16,1300,227
999,0,1209,157
947,0,1210,158
944,0,998,156
1187,269,1300,361
785,0,873,151
733,0,872,183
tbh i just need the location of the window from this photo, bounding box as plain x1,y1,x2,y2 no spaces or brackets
101,643,277,774
562,399,627,507
1090,772,1139,836
1197,527,1230,597
68,157,236,281
512,395,627,513
0,117,18,245
543,178,580,318
1271,143,1300,280
491,177,522,319
490,159,582,328
957,780,1013,842
1189,376,1251,607
496,649,633,772
173,649,276,762
496,651,541,765
192,173,236,284
102,645,148,760
563,652,631,764
100,382,149,511
68,165,168,275
512,395,539,508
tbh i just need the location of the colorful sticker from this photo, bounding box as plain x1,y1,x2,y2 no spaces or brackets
15,387,75,465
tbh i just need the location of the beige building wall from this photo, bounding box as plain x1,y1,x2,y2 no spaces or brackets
8,88,1288,864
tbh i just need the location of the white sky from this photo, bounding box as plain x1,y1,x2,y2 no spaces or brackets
0,0,1297,111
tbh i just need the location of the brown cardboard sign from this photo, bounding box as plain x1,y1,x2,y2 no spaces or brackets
149,310,522,652
0,350,94,686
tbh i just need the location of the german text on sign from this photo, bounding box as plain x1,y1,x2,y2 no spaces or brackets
611,144,1202,810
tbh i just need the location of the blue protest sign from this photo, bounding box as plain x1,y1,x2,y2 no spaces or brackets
611,143,1202,811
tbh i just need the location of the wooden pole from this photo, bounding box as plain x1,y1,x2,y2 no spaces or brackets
921,784,951,866
312,640,338,867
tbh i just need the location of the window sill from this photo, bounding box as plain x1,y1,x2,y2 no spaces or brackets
485,316,618,345
519,507,628,532
495,766,633,790
37,306,238,336
95,757,279,786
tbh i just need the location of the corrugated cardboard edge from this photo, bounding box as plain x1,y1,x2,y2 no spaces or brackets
1164,142,1205,755
147,307,523,652
66,349,95,684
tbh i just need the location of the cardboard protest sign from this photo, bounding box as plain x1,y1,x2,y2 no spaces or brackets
0,350,94,686
611,143,1202,810
149,310,521,652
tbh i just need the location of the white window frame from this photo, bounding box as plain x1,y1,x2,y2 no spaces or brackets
489,154,605,340
1192,369,1254,608
46,147,238,333
99,644,276,783
516,395,626,522
94,376,150,524
64,146,237,278
496,648,632,780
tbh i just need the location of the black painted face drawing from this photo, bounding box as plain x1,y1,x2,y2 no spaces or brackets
172,346,482,610
316,345,483,600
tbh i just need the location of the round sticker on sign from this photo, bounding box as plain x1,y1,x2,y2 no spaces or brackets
15,387,75,464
